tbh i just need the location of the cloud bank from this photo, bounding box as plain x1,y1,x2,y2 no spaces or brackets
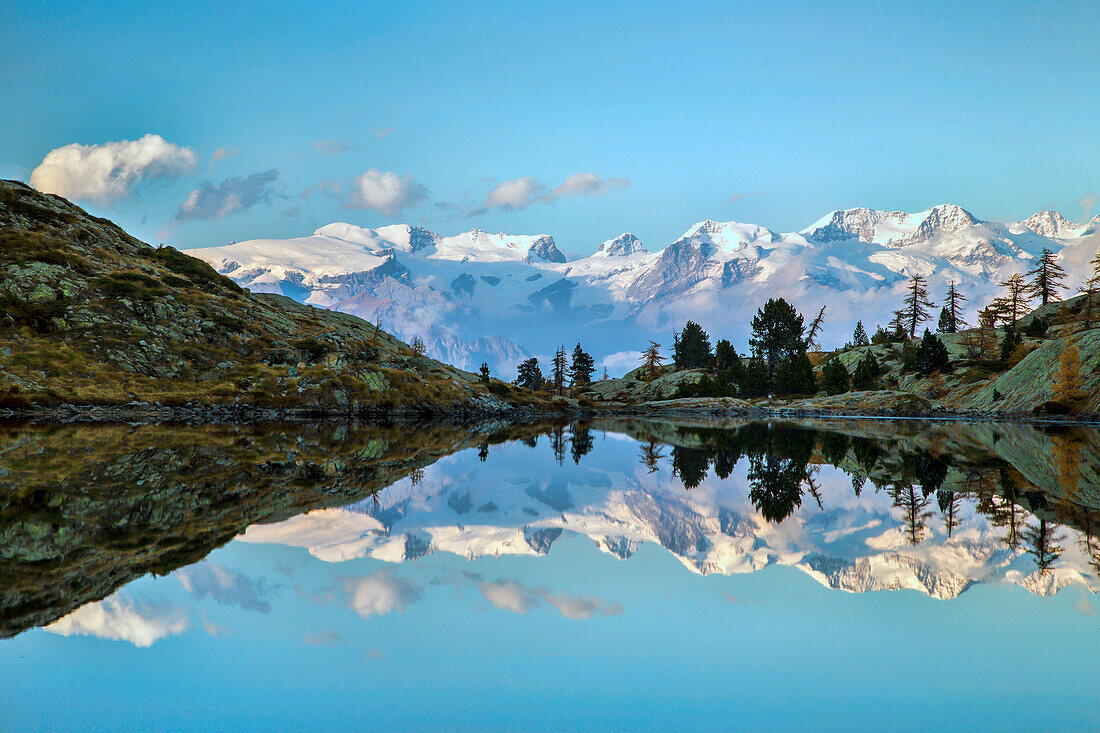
345,568,421,618
472,172,627,216
30,134,197,204
175,170,279,221
46,595,189,648
176,562,272,612
346,168,428,219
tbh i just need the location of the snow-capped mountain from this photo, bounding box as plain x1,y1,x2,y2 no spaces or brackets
189,205,1100,376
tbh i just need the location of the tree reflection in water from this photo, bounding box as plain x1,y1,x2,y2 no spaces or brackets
618,420,1100,576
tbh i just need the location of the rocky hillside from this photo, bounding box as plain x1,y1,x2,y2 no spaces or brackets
0,180,547,417
579,296,1100,418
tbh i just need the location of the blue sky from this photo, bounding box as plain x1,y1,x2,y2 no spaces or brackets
3,0,1099,254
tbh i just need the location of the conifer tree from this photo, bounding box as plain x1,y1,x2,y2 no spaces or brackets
852,320,869,347
995,273,1032,323
569,343,595,386
1027,247,1068,305
999,325,1023,363
1053,342,1084,405
550,426,566,465
1078,273,1100,329
821,358,850,395
901,275,935,339
478,362,491,383
410,335,427,357
1023,518,1065,573
937,282,967,333
639,440,664,473
673,321,712,369
913,329,950,375
551,346,568,395
851,352,882,390
515,357,544,390
715,339,737,371
639,341,664,381
750,298,806,373
804,306,826,350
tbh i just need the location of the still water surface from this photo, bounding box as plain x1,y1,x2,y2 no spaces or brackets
1,418,1098,731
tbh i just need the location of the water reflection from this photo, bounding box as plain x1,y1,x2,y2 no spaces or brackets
2,417,1099,642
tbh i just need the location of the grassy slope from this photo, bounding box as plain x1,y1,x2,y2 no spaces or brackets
0,180,554,413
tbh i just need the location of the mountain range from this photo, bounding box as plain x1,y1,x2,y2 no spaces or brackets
190,205,1100,376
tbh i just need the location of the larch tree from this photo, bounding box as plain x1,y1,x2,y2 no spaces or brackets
996,273,1032,323
1023,519,1065,574
1027,247,1067,305
1078,248,1100,328
639,439,664,473
1077,273,1100,329
639,341,664,381
410,335,427,357
551,346,568,395
901,275,935,339
804,306,827,351
1053,342,1084,405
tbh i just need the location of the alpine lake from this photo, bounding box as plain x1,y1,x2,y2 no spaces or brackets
2,416,1098,731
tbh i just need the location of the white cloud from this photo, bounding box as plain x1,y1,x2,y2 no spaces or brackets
45,595,189,648
30,134,197,204
175,170,279,221
476,578,622,619
477,579,537,614
345,569,421,618
176,562,271,612
483,176,544,212
548,172,628,201
601,350,644,373
371,127,395,140
472,172,628,216
346,168,428,219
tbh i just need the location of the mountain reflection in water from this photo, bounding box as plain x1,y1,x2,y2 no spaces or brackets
2,418,1099,730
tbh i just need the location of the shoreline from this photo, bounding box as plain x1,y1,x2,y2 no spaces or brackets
3,397,1098,426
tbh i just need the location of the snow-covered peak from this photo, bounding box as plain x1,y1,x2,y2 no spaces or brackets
678,219,779,253
914,204,980,238
802,205,978,246
431,229,566,264
312,222,438,253
595,233,647,257
1085,214,1100,235
1019,210,1077,239
802,208,914,244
